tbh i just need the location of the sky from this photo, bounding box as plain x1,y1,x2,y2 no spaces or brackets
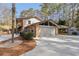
16,3,41,17
0,3,61,20
0,3,62,20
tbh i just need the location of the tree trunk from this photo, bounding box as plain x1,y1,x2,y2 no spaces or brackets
12,3,16,43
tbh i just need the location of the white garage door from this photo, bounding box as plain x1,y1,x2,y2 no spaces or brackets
40,25,55,37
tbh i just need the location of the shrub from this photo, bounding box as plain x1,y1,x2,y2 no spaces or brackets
20,32,34,40
72,32,77,35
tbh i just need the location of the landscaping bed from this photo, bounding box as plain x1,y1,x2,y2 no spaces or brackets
0,37,36,56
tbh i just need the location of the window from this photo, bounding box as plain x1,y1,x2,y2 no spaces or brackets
28,20,31,24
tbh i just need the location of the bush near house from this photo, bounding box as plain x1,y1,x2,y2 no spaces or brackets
20,32,34,40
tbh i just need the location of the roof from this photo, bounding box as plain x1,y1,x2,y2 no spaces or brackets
40,20,60,28
17,16,69,28
25,22,40,28
16,16,42,21
23,19,59,28
58,25,69,28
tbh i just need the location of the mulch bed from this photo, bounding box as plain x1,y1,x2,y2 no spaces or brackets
0,37,36,56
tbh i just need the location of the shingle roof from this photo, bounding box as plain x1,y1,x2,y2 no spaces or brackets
16,16,42,21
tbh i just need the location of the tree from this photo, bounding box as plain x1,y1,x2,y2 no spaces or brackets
20,8,35,18
0,4,12,26
58,19,66,25
41,3,53,20
41,3,62,20
75,9,79,29
12,3,16,43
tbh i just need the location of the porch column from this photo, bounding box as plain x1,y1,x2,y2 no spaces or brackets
55,27,58,35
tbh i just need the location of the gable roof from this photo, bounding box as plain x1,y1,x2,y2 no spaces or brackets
17,16,65,28
16,16,41,21
40,20,60,27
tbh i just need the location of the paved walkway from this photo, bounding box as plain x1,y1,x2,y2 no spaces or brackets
21,36,79,56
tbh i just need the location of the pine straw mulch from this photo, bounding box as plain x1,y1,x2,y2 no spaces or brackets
0,37,36,56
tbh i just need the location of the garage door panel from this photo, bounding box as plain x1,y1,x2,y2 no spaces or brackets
40,25,55,37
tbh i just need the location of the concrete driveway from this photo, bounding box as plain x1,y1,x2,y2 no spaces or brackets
21,36,79,56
